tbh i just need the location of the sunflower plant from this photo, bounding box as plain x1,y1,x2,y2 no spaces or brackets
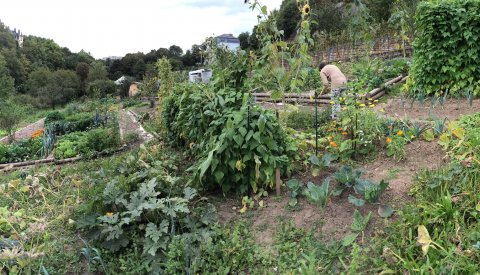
247,0,315,98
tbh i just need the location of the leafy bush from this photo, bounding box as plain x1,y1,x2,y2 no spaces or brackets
411,0,480,96
282,107,330,130
44,111,65,125
87,79,117,98
0,138,42,164
163,82,296,193
54,128,120,159
76,147,218,273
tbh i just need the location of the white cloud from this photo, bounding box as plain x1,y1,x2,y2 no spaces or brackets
0,0,282,58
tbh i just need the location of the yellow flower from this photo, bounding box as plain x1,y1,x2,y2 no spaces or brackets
342,131,348,135
106,212,113,217
302,4,310,15
369,104,375,108
342,107,348,111
380,108,385,113
329,141,338,147
386,137,392,144
374,100,379,102
235,160,243,171
329,101,335,105
360,104,366,107
397,130,404,136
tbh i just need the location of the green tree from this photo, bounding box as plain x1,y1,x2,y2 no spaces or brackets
22,36,66,70
238,32,251,50
87,61,108,82
276,0,300,39
132,59,146,80
0,21,16,49
0,53,15,99
1,48,27,91
0,101,23,142
76,62,89,96
27,68,80,108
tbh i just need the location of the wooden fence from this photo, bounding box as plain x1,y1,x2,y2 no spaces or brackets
313,36,413,64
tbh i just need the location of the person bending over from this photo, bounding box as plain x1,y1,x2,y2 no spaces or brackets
319,62,347,119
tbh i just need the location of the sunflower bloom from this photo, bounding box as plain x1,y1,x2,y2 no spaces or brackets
303,4,310,15
386,137,392,144
397,130,403,136
329,141,338,147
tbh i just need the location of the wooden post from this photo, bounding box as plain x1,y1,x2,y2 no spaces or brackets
276,168,281,196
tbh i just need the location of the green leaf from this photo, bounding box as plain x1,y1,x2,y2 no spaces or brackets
422,129,435,142
308,155,320,166
258,114,266,133
199,150,214,179
261,5,268,15
342,233,359,247
378,204,394,218
351,210,371,233
348,195,365,207
183,187,197,200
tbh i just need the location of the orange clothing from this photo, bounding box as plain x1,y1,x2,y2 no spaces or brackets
320,64,347,92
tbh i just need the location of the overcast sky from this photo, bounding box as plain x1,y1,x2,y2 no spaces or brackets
0,0,282,59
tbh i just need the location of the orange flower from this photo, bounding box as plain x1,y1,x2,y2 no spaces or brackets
397,130,403,136
338,127,343,131
386,137,392,144
329,141,338,147
342,131,348,135
31,129,44,139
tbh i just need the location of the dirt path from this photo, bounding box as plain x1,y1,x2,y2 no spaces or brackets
376,98,480,122
118,109,153,144
217,140,446,245
0,118,45,144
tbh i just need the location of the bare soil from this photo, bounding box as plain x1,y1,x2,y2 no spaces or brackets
216,140,446,245
377,98,480,122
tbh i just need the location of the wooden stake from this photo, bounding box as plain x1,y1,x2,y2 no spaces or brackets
276,168,281,196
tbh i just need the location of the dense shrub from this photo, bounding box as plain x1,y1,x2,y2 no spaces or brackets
411,0,480,96
0,138,42,164
44,111,65,125
54,128,120,159
163,83,296,193
87,79,117,97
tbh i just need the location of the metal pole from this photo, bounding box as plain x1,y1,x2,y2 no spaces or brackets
315,92,318,156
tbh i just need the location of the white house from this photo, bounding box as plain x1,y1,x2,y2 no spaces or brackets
215,34,240,51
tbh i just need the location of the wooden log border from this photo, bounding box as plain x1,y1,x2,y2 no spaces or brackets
253,74,408,106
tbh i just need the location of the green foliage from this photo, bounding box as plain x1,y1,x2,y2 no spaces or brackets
0,100,24,139
303,179,330,208
333,165,365,195
342,210,372,247
156,58,174,102
76,147,218,272
282,106,330,130
354,178,389,203
44,111,65,125
87,79,117,98
0,138,42,164
386,135,407,160
54,127,120,159
411,0,480,96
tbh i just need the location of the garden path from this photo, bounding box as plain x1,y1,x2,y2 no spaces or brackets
376,98,480,122
118,109,153,144
0,118,45,144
